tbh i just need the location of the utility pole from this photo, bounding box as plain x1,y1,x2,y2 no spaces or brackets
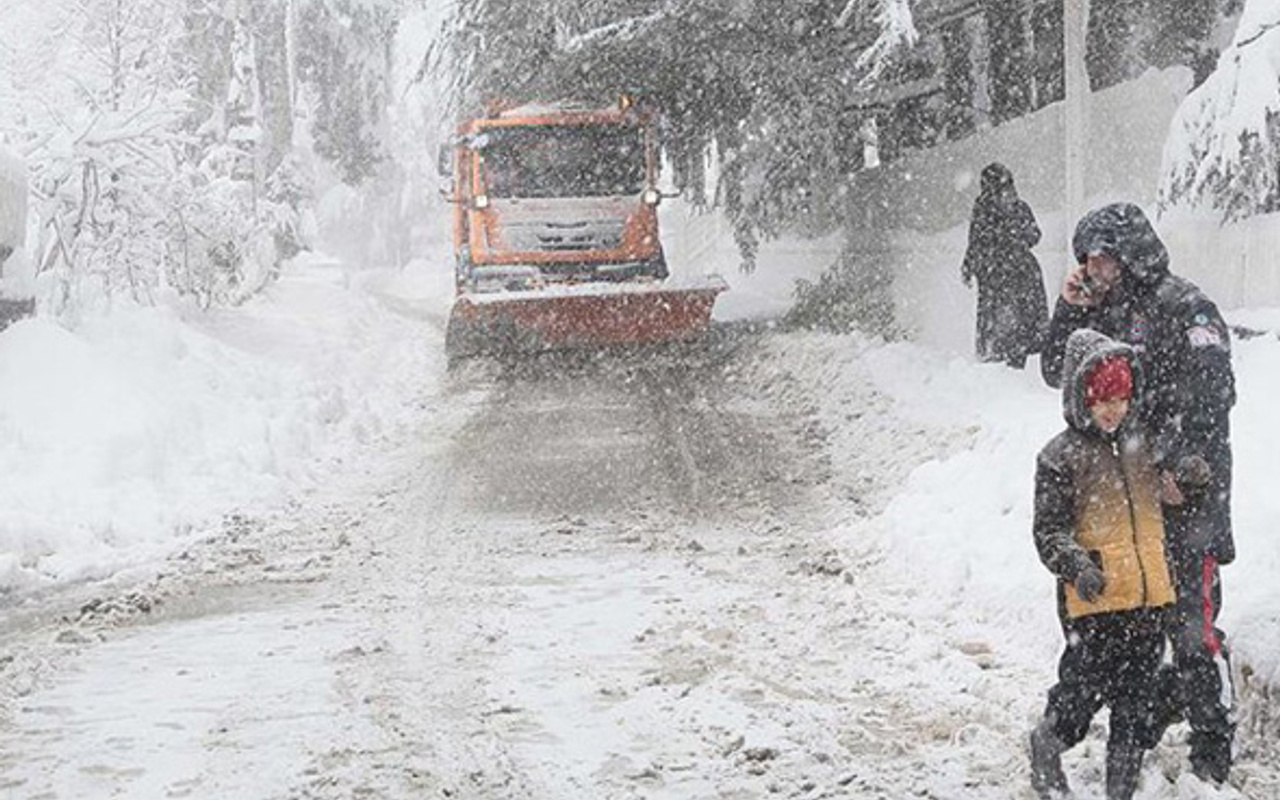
1063,0,1090,234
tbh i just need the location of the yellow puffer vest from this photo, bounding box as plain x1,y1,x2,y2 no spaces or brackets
1064,435,1176,618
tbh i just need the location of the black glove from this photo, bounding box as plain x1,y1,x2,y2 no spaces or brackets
1175,455,1212,487
1074,565,1106,603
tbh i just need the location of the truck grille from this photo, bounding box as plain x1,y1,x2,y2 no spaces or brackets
501,220,625,252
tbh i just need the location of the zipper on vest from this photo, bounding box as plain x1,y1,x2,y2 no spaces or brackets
1113,438,1148,605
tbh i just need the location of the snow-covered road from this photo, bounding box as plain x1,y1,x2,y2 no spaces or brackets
0,326,1002,799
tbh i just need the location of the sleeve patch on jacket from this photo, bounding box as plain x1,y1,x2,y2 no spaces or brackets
1187,325,1225,349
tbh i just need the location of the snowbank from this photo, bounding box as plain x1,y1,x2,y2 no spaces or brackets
1221,318,1280,685
0,253,448,594
820,318,1280,689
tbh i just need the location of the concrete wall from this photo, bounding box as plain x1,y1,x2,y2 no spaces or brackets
1160,209,1280,312
842,67,1280,352
652,64,1280,336
848,68,1192,239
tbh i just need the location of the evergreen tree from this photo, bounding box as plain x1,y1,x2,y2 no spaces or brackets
171,0,300,308
296,0,398,186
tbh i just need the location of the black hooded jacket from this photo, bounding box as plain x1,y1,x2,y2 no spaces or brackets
962,163,1042,285
1040,203,1235,563
1034,329,1175,621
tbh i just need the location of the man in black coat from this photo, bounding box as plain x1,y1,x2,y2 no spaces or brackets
1040,202,1236,784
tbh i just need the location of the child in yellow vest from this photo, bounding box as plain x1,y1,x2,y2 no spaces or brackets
1028,328,1177,800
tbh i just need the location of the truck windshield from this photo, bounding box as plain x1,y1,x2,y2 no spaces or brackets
480,124,646,199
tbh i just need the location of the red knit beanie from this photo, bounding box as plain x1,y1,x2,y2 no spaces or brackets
1085,356,1133,406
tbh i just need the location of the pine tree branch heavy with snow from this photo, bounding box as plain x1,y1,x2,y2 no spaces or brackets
1159,0,1280,221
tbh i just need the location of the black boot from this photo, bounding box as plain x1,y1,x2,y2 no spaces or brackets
1105,745,1143,800
1030,719,1069,799
1139,663,1184,748
1189,730,1232,785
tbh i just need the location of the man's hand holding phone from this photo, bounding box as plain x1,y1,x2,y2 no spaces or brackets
1062,265,1101,307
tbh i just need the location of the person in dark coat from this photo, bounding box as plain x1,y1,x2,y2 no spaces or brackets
1029,329,1177,800
1040,202,1236,784
961,162,1049,368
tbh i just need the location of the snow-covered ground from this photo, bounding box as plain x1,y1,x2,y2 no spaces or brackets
1,227,1278,798
0,252,453,594
0,195,851,596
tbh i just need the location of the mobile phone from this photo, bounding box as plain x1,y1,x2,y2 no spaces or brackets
1077,273,1098,299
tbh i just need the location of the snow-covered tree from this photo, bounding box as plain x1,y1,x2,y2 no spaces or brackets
296,0,398,186
435,0,918,270
1159,0,1280,221
169,1,297,309
0,145,28,292
10,0,192,312
0,0,317,314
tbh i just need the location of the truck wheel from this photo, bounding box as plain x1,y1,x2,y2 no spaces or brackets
647,249,668,280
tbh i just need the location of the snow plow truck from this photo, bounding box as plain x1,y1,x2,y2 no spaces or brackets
441,97,726,362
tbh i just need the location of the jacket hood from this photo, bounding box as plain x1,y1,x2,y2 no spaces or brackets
1071,203,1169,287
1060,328,1139,431
979,162,1014,196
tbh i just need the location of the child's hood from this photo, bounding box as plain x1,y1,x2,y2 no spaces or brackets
1060,328,1139,431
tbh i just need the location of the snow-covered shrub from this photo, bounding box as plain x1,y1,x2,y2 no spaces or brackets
165,170,268,310
27,100,185,312
785,241,900,338
263,155,312,262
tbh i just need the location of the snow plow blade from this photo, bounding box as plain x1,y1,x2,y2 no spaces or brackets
446,277,727,361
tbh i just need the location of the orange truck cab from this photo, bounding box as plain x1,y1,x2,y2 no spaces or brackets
447,99,667,290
